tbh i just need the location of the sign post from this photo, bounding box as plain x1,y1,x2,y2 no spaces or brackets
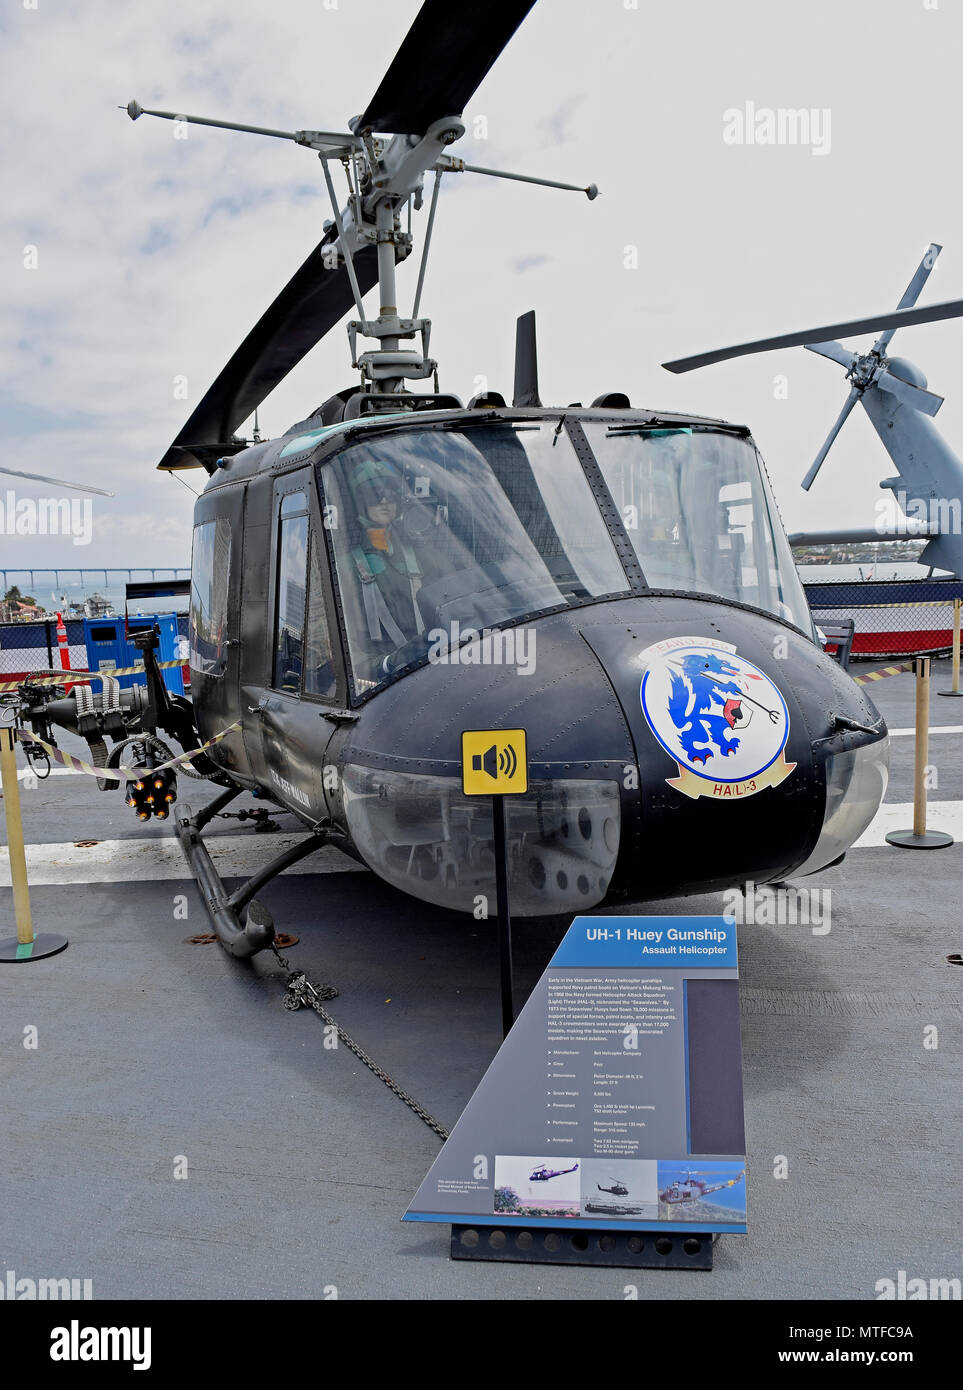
461,728,528,1036
0,725,68,962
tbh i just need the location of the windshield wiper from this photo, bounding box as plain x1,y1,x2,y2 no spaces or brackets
605,422,751,438
605,424,693,438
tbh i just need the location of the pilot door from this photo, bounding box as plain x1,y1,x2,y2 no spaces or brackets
247,472,345,820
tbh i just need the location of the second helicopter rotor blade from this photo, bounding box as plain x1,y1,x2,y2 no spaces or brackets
0,466,114,497
805,340,856,369
354,0,536,135
873,242,942,355
662,297,963,374
875,368,944,417
801,386,861,491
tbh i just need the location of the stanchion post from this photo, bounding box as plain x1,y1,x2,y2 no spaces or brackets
914,657,929,838
938,598,962,698
885,657,954,850
0,724,69,961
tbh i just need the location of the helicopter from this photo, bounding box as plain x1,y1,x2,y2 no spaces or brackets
659,1169,746,1207
663,243,963,580
529,1164,579,1183
19,0,892,960
597,1179,629,1197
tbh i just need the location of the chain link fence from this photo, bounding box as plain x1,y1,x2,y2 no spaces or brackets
804,577,963,660
0,617,85,680
0,616,190,682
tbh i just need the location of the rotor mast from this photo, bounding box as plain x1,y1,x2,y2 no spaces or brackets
127,0,600,469
126,101,596,400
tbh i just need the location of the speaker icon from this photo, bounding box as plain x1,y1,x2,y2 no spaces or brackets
471,743,518,781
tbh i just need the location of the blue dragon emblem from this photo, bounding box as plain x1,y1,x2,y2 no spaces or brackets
667,652,750,765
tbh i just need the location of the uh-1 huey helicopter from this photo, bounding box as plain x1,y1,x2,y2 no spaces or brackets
529,1164,579,1183
597,1179,629,1197
20,0,894,959
659,1169,746,1207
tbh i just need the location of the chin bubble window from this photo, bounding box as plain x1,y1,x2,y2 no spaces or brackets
341,765,621,915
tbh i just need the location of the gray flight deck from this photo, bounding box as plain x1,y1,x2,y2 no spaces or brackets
1,660,960,1300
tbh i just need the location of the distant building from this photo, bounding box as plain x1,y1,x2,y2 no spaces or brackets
0,600,45,623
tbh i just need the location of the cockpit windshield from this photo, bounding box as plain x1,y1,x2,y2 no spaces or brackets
321,422,629,693
582,423,811,632
320,418,812,696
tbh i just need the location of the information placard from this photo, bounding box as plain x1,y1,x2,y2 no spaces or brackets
405,915,747,1234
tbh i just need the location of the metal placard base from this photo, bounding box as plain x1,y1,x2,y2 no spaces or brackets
885,829,954,849
937,689,963,697
451,1224,713,1270
0,933,69,962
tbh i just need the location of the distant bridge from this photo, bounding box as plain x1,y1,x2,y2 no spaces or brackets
1,567,189,590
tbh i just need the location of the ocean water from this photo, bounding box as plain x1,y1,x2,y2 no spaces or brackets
4,571,190,617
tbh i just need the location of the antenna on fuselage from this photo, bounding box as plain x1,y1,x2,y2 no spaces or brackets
513,310,541,407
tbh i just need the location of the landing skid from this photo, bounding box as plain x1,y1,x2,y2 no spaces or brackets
173,787,329,957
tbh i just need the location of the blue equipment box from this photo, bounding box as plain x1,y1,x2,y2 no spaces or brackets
83,613,185,695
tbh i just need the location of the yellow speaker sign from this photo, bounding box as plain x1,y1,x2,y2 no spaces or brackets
461,729,528,796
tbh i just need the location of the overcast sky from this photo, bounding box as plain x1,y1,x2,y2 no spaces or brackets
4,0,962,569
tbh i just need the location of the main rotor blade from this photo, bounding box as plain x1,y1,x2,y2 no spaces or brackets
662,297,963,374
789,524,936,545
873,242,942,354
805,340,856,369
801,386,860,491
157,228,379,470
355,0,536,135
0,465,113,497
875,368,944,417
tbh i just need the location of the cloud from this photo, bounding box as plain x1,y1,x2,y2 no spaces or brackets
2,0,961,572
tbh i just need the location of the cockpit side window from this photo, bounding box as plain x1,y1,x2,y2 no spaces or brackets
273,492,308,694
189,517,231,676
303,529,337,700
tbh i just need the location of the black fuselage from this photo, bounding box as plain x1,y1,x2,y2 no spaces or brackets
186,406,887,916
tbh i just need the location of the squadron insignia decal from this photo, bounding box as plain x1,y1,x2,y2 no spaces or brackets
639,636,796,800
